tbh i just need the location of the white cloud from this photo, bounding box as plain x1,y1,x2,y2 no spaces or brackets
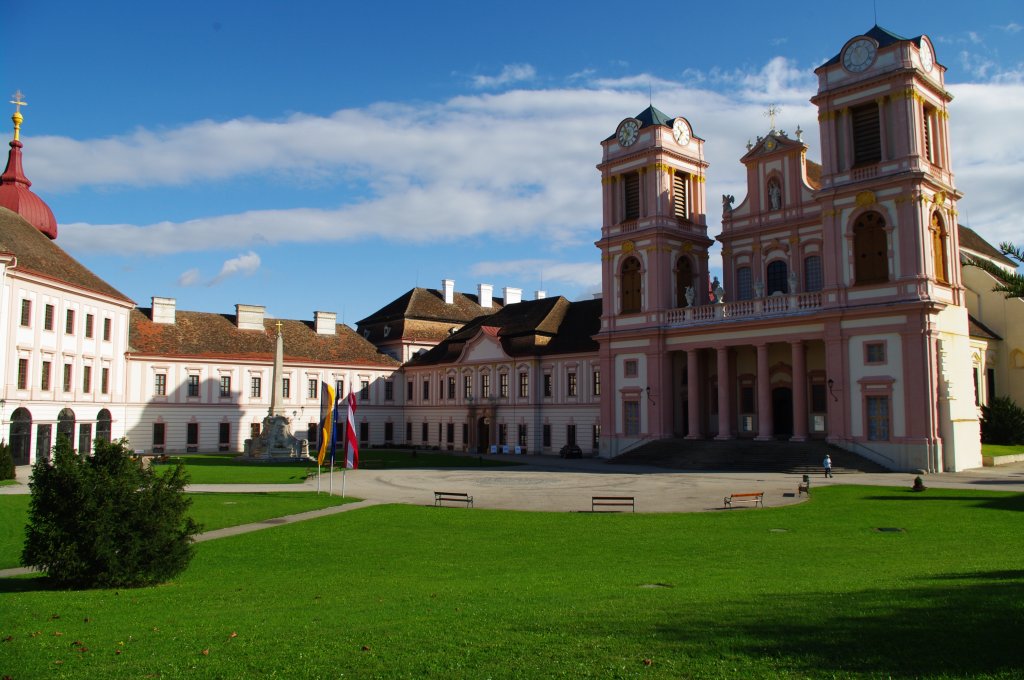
469,259,601,290
998,22,1022,33
471,64,536,89
209,252,261,285
177,268,201,286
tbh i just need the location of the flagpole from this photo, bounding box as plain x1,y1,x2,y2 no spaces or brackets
342,467,347,498
317,463,321,495
330,458,334,495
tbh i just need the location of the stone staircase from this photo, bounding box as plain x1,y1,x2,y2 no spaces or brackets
609,438,890,474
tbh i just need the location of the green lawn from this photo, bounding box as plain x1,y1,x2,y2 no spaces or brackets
154,454,316,484
0,479,18,486
2,486,1023,678
0,492,354,570
982,443,1024,457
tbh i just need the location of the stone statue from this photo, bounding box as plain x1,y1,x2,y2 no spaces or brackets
768,181,781,210
722,194,735,213
684,286,695,307
789,270,799,294
711,277,724,304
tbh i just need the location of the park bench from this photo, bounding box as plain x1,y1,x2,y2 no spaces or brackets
434,491,474,508
723,492,764,509
592,496,635,513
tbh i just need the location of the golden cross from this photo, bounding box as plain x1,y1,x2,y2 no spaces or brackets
764,104,780,131
9,90,26,113
276,320,283,333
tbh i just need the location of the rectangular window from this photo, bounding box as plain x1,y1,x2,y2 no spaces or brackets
407,380,414,400
186,422,199,452
593,423,601,449
973,367,981,406
359,422,369,444
624,360,638,378
385,422,395,443
447,376,456,400
542,424,552,448
481,373,490,397
17,358,28,389
421,422,428,443
987,368,996,404
251,423,261,439
153,422,166,448
101,367,110,394
804,256,823,292
593,370,601,396
623,172,640,221
740,385,755,413
406,422,412,442
852,102,882,166
736,267,753,301
361,380,370,400
308,379,318,399
673,171,688,219
567,372,577,397
188,374,200,397
251,376,262,398
65,309,75,334
219,423,231,451
446,423,454,444
20,299,31,327
103,317,112,341
155,373,167,396
85,313,94,338
82,365,92,393
499,373,509,398
518,423,528,447
335,379,345,397
422,379,430,400
624,401,641,435
867,396,890,441
79,423,92,456
519,372,529,398
41,361,51,390
462,423,469,445
221,375,232,397
63,364,73,392
543,374,552,397
865,342,886,364
464,375,472,400
498,423,507,446
385,380,394,401
437,422,443,443
566,424,577,446
44,304,54,330
811,383,828,413
282,377,291,399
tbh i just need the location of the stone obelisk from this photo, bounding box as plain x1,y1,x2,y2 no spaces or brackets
244,321,300,460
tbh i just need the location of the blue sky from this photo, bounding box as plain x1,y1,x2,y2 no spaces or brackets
4,1,1023,325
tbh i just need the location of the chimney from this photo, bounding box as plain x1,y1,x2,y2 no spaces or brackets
534,290,547,300
478,283,493,309
151,297,176,324
235,304,266,331
442,278,455,305
314,311,336,335
503,286,522,305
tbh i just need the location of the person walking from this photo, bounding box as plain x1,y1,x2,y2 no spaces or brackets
823,454,833,478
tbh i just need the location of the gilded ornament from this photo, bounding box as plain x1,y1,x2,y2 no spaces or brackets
855,190,876,207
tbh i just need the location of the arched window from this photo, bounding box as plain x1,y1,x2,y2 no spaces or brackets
9,408,32,466
675,256,694,307
931,211,949,284
96,408,112,443
621,257,642,313
57,408,76,449
766,261,789,295
804,255,823,292
853,211,889,285
736,266,753,301
767,178,782,210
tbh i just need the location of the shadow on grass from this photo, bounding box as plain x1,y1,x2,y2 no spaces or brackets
865,491,1024,512
641,573,1024,677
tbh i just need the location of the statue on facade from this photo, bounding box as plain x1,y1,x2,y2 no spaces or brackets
768,181,782,210
722,194,735,213
684,286,695,307
711,277,724,304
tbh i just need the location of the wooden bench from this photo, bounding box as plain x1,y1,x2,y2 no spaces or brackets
592,496,635,513
724,492,764,509
797,482,810,496
434,491,473,508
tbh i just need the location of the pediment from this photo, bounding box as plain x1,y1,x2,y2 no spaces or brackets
459,330,509,363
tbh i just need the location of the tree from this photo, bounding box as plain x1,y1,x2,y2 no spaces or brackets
964,242,1024,299
22,437,200,587
0,441,14,480
980,396,1024,445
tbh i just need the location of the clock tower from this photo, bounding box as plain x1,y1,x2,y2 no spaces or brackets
595,106,712,452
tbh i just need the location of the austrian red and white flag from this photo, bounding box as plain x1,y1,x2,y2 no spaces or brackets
343,391,359,469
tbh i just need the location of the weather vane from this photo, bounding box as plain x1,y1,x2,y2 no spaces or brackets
10,90,27,112
764,104,780,131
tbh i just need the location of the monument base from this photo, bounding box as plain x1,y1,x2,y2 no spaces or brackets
242,414,308,462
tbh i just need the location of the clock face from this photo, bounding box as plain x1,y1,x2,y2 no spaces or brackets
617,119,640,147
672,118,691,146
920,37,934,72
843,38,877,73
765,137,777,152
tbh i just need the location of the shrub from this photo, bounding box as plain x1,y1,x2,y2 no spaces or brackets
980,396,1024,445
22,436,201,587
0,441,14,480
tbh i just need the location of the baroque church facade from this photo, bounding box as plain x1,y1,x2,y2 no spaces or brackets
1,26,1019,473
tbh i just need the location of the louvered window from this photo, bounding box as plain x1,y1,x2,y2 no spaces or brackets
623,173,640,221
673,172,688,219
853,211,889,285
851,103,881,166
923,109,933,163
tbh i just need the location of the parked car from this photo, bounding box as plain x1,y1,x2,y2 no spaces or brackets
559,444,583,459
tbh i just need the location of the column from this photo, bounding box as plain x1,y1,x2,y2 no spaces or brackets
791,340,808,442
686,349,701,439
714,346,732,440
754,343,774,440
